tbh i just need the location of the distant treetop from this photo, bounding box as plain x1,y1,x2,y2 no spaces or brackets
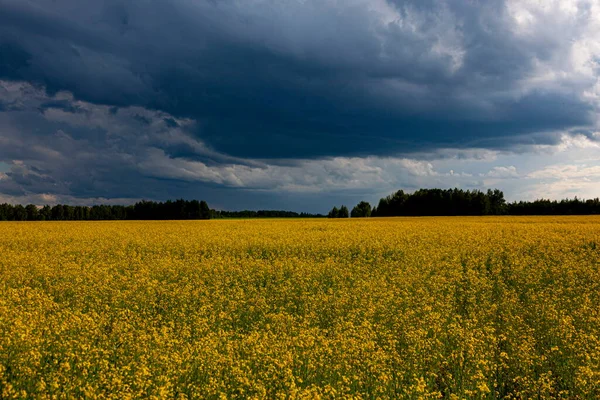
1,189,600,221
343,188,600,217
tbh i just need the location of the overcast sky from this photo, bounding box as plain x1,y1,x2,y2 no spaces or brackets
1,0,599,212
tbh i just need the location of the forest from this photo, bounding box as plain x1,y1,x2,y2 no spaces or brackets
330,188,600,217
1,189,600,221
0,199,325,221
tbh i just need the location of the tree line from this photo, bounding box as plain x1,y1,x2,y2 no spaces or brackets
212,210,325,219
0,199,212,221
328,188,600,218
507,198,600,215
0,199,326,221
327,205,349,218
328,202,372,218
2,189,600,221
372,188,507,216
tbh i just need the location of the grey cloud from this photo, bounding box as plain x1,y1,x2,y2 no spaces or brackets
0,0,598,159
1,0,600,209
0,81,598,210
484,166,519,179
0,80,492,208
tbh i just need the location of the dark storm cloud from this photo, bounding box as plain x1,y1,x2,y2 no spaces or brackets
1,0,600,209
1,80,599,210
0,80,468,208
1,0,597,159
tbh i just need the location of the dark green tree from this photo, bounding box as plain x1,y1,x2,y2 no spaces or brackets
339,205,349,218
51,205,65,220
372,188,509,216
13,204,27,221
351,201,372,218
39,205,51,220
25,204,39,221
200,200,211,219
328,206,339,218
0,204,10,220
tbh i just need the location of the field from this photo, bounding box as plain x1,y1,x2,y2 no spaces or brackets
1,217,600,399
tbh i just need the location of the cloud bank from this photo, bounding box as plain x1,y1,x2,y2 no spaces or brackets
0,0,599,209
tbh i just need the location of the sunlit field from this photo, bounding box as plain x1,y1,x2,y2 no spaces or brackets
1,217,600,399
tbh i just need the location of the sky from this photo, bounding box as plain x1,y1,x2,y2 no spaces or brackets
0,0,599,212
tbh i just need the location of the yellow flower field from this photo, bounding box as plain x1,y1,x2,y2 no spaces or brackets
1,217,600,399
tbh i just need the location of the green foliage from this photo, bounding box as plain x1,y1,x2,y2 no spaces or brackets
369,188,600,217
0,200,325,221
213,210,324,219
351,201,372,218
328,205,348,218
339,205,349,218
1,188,600,222
328,206,339,219
372,188,507,216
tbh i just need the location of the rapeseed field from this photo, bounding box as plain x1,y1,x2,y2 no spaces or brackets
1,217,599,399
